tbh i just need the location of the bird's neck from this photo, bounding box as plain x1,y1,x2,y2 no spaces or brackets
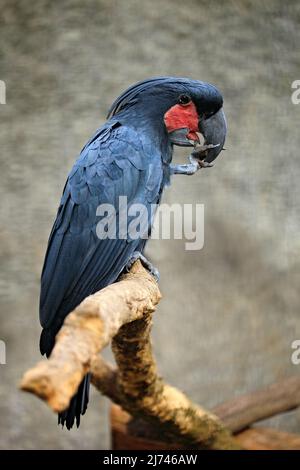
116,105,173,162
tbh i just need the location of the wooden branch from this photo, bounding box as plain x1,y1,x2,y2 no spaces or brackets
91,330,239,449
20,261,161,412
213,375,300,433
236,428,300,450
20,252,300,449
20,260,239,450
90,356,120,405
110,405,300,450
91,357,300,444
110,404,188,450
110,312,239,450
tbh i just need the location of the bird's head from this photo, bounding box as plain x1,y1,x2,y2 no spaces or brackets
107,77,227,164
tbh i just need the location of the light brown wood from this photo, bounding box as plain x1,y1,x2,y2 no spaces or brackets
213,375,300,433
111,404,186,450
110,404,300,450
21,258,300,449
20,260,238,450
92,357,300,444
20,261,160,411
236,427,300,450
108,313,239,449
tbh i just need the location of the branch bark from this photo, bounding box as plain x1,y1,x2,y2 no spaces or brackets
20,260,239,450
20,261,161,412
110,312,238,449
20,258,300,449
91,358,300,437
236,427,300,450
110,405,300,450
213,375,300,433
92,331,238,449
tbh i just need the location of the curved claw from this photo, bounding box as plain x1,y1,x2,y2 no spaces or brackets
190,143,219,168
125,251,160,281
189,155,213,168
192,143,219,157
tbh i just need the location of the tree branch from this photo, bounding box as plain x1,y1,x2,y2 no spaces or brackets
110,313,238,449
20,261,161,412
213,375,300,433
20,260,239,450
21,256,300,449
110,405,300,450
236,427,300,450
91,357,300,438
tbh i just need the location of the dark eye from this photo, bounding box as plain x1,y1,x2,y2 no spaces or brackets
178,94,191,106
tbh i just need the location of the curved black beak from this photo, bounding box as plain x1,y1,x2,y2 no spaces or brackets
198,108,227,164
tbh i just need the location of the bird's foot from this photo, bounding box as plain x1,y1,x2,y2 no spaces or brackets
191,143,220,168
170,156,200,175
170,143,219,175
125,251,160,281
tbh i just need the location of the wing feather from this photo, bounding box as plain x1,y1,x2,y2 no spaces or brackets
40,123,163,330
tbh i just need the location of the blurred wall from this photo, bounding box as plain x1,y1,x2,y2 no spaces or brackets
0,0,299,449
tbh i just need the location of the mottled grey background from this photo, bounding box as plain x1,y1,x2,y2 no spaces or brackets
0,0,299,449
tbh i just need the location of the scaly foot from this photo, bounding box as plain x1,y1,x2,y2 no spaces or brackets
125,251,160,281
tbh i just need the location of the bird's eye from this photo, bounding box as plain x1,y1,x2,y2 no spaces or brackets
178,94,191,106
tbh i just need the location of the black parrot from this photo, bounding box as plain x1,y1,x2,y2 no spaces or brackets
39,77,227,429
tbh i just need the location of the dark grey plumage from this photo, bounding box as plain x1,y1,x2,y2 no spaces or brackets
39,77,225,428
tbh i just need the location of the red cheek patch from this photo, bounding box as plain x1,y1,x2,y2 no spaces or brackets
164,102,199,140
